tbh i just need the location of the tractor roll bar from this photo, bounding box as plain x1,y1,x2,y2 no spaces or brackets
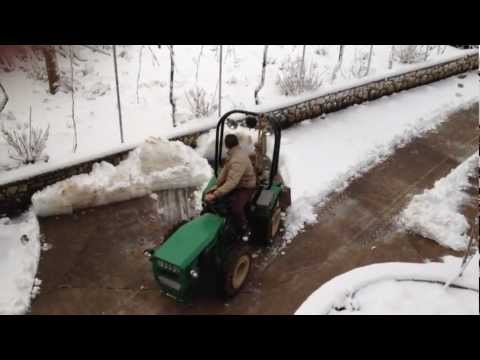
214,110,281,188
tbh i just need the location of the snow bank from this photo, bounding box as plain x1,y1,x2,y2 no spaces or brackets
196,126,257,161
31,137,212,217
0,210,41,315
398,153,478,251
279,71,479,242
296,253,479,315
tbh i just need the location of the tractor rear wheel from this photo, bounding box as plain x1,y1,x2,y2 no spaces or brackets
220,244,252,298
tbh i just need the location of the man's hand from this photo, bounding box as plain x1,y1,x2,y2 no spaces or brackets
205,193,216,203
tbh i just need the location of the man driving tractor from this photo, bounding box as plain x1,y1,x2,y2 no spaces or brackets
205,134,256,239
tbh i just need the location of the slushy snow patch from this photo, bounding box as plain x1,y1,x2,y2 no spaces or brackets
32,137,212,217
296,253,479,315
397,152,478,251
0,210,41,315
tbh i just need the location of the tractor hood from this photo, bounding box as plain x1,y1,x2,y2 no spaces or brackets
152,213,225,269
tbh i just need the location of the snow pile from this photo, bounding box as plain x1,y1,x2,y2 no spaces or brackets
398,153,478,251
296,252,479,315
196,126,257,161
277,72,478,242
32,137,212,217
0,210,41,315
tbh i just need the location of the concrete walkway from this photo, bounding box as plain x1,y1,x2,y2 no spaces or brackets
30,104,479,315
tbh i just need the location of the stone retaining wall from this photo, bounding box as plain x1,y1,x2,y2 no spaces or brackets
1,52,478,216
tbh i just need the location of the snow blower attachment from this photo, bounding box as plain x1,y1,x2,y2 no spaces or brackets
145,110,292,303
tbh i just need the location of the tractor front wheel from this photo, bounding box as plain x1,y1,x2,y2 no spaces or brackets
220,244,252,298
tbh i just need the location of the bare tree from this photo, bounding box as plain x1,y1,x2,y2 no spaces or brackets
194,45,205,83
42,45,60,94
147,45,160,67
218,45,223,116
69,46,78,152
388,45,395,69
0,81,8,114
254,45,269,105
365,45,374,76
136,45,144,104
168,45,177,127
331,45,345,84
112,45,124,143
300,45,307,83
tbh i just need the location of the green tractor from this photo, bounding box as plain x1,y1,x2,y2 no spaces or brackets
144,110,291,302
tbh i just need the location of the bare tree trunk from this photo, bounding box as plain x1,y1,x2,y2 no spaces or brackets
136,45,144,104
254,45,269,105
168,45,176,127
218,45,223,116
112,45,125,143
147,45,160,67
300,45,307,84
331,45,345,84
42,45,60,95
69,46,78,152
0,81,8,114
194,45,204,83
365,45,374,76
388,45,395,69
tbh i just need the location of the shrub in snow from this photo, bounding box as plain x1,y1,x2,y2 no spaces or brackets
1,109,49,165
393,45,437,64
185,86,216,119
314,46,328,57
276,56,322,96
84,81,111,100
349,47,373,79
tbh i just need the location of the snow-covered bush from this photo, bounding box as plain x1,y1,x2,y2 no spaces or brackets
1,109,49,165
185,86,216,118
314,46,328,57
277,57,322,96
349,48,372,79
393,45,437,64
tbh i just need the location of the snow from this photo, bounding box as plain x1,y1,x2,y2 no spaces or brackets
296,253,479,315
0,210,41,315
31,137,212,217
398,153,478,251
1,45,472,185
278,71,479,241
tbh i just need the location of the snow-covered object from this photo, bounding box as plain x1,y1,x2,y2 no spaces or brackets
398,153,478,251
31,137,212,217
0,210,41,315
196,127,256,161
296,253,479,315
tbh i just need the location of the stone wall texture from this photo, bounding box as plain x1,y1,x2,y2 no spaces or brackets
1,53,478,216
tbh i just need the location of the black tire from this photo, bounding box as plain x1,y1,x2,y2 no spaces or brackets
220,244,252,298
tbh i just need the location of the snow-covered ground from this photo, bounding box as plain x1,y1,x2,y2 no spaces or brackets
398,153,479,251
32,137,212,217
0,210,41,315
0,45,470,184
296,253,479,315
276,71,478,242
